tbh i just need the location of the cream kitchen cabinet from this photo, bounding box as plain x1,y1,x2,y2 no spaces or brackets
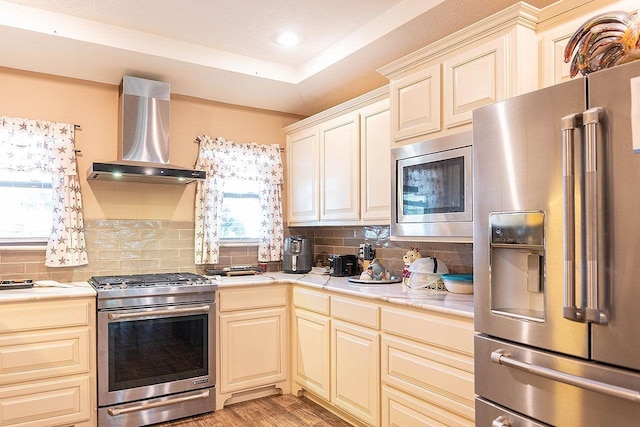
292,284,474,427
0,297,96,427
331,296,380,427
287,127,320,223
359,99,391,222
319,111,360,221
293,288,380,427
389,63,441,142
285,87,390,226
217,285,289,409
379,2,538,144
292,287,331,401
380,306,475,426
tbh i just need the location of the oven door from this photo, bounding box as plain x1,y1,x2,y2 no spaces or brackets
97,301,215,406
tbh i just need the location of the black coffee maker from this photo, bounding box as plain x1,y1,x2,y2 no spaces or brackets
282,236,312,273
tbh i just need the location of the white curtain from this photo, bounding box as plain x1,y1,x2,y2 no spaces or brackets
194,135,284,265
0,116,88,267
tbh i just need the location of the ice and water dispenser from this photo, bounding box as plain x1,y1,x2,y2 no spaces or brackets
490,211,545,322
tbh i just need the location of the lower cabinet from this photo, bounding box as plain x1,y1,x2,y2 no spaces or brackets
292,285,474,427
331,319,379,426
0,297,96,427
381,307,475,426
293,307,330,400
294,287,381,426
217,285,289,409
293,286,332,401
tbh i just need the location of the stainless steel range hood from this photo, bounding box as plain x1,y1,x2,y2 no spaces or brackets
87,76,206,184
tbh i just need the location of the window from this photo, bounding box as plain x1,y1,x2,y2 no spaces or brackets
0,169,53,244
220,178,260,241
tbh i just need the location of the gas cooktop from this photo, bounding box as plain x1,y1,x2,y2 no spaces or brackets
89,272,213,291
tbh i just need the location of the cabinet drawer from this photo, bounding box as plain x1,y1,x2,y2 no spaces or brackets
0,375,92,426
381,307,473,355
293,287,330,316
382,334,474,410
331,296,379,329
0,328,90,385
382,385,473,427
0,299,92,334
219,286,287,312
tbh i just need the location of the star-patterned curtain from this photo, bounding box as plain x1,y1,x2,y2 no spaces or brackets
194,135,284,265
0,116,88,267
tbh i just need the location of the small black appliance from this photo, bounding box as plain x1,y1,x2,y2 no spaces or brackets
329,254,359,277
282,236,312,273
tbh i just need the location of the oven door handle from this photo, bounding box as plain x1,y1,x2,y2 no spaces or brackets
107,390,210,416
107,304,211,320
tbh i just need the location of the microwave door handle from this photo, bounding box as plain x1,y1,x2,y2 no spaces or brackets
583,107,608,325
561,113,583,322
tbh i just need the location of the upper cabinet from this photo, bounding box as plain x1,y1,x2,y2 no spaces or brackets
379,3,539,145
360,100,391,223
319,112,360,222
287,127,320,223
285,87,390,226
390,64,441,140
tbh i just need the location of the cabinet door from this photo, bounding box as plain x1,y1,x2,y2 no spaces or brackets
360,99,391,223
319,112,360,221
287,127,319,223
219,307,287,393
443,35,507,128
332,319,379,426
293,308,330,400
390,64,441,142
540,22,574,88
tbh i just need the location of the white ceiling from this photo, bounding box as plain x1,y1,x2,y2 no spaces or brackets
0,0,555,116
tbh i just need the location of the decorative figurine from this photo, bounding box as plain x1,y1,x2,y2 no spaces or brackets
402,247,421,284
359,258,391,281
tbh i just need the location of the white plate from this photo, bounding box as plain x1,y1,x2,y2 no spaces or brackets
347,277,402,285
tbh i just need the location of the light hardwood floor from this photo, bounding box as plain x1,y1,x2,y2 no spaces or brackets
155,394,353,426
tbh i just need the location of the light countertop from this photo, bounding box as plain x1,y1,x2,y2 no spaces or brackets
0,273,474,318
0,281,96,303
212,271,474,318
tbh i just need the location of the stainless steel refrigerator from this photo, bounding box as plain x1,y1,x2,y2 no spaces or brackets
473,59,640,426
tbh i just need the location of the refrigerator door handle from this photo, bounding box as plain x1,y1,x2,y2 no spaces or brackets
583,107,608,325
561,113,583,322
491,349,640,403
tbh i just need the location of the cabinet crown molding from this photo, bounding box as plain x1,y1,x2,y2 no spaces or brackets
283,85,389,133
377,1,540,79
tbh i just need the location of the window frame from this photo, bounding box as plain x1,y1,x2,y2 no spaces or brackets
218,178,261,245
0,169,54,247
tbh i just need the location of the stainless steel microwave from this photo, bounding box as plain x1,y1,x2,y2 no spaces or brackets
391,131,472,242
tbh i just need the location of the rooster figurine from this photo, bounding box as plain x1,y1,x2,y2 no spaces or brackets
564,11,640,77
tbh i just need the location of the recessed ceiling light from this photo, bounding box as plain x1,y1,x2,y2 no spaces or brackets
277,32,300,47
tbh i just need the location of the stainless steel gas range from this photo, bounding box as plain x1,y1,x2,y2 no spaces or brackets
89,272,217,426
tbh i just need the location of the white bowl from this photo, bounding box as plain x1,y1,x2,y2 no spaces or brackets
407,272,443,289
442,274,473,294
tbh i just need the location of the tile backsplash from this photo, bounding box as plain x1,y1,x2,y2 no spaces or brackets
288,225,473,276
0,220,472,282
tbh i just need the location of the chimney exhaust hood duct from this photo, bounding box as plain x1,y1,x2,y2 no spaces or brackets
87,76,206,184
